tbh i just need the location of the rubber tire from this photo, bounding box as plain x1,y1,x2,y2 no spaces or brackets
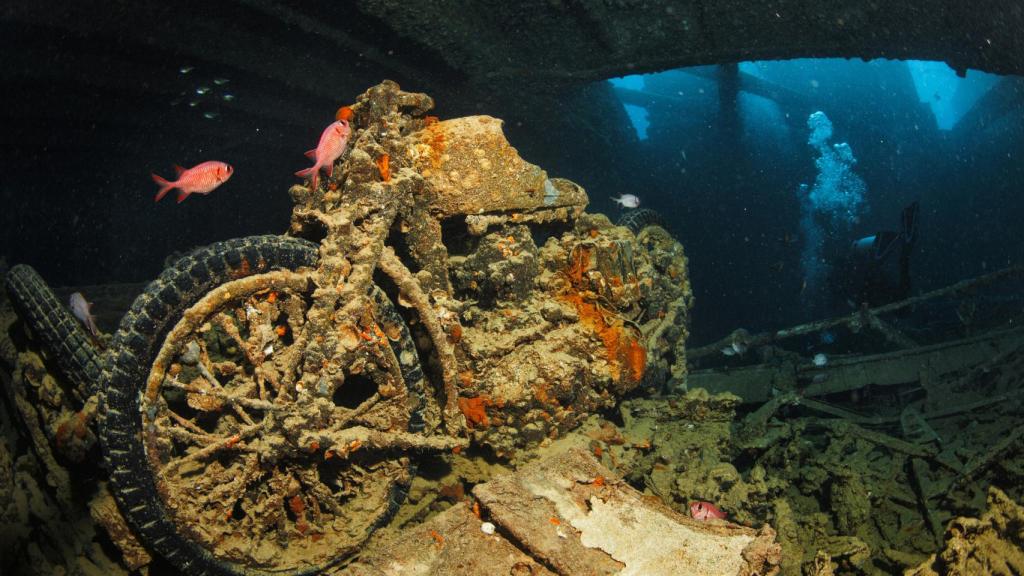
102,236,321,576
101,234,428,575
4,264,104,396
616,208,667,235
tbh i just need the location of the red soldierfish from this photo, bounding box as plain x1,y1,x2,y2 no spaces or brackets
69,292,99,337
295,119,351,191
151,161,234,203
690,501,726,521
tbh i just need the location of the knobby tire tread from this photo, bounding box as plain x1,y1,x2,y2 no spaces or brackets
4,264,104,396
101,234,425,576
616,208,667,235
101,235,320,576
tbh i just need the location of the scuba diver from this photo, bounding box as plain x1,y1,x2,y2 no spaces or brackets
832,201,919,309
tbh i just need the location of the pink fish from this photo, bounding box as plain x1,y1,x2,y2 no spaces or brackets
151,161,234,203
295,119,351,191
689,501,726,521
69,292,99,337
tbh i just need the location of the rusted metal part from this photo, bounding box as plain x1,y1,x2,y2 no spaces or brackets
691,327,1024,403
378,246,465,435
412,116,588,218
689,266,1024,362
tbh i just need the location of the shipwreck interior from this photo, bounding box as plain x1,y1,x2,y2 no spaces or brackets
2,2,1024,575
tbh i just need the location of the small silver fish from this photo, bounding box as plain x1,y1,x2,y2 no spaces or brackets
720,341,747,357
69,292,99,337
813,353,828,367
179,65,194,74
611,194,641,209
213,78,230,86
203,111,219,119
221,93,235,102
195,86,211,95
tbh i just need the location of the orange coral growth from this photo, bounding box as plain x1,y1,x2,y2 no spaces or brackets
561,292,626,381
565,245,591,285
423,123,446,168
232,257,251,279
267,290,278,303
336,106,354,121
558,244,646,384
592,476,605,487
458,396,491,428
424,115,439,126
289,495,305,516
449,323,462,343
624,336,646,382
549,517,561,526
376,153,391,182
429,530,445,548
533,382,549,404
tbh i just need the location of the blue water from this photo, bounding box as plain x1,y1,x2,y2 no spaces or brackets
606,59,1022,342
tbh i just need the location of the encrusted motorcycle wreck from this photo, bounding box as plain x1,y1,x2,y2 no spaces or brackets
4,81,692,575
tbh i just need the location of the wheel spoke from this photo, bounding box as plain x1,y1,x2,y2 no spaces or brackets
161,423,219,446
136,276,423,572
163,377,281,412
164,406,213,437
160,422,263,477
211,454,262,518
